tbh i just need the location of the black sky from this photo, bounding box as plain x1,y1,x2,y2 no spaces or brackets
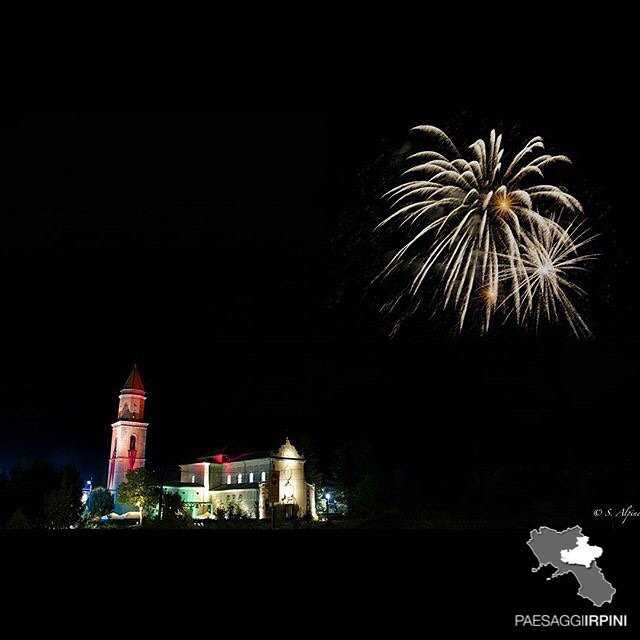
1,105,638,483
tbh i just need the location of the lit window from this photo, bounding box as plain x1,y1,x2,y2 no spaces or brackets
249,473,254,483
227,474,232,485
261,471,266,482
238,473,243,484
191,475,196,483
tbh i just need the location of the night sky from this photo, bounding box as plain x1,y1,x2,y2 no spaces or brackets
1,106,638,484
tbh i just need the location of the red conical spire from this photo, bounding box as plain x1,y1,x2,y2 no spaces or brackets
122,363,145,393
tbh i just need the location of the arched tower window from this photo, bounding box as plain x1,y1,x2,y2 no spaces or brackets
129,435,137,451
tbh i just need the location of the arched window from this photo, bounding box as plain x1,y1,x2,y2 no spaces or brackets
238,473,243,484
249,472,254,483
261,471,266,482
227,474,232,485
129,435,137,451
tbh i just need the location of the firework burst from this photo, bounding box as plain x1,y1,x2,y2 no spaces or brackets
500,220,598,337
375,125,596,336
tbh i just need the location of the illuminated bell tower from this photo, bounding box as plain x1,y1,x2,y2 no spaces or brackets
107,364,149,500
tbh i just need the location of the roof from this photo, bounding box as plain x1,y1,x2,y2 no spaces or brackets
211,483,260,492
197,450,273,464
163,482,204,489
122,364,145,392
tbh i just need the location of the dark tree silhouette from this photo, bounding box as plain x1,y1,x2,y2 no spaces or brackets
86,487,115,518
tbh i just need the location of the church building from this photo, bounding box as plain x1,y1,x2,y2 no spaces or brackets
163,439,317,520
106,366,317,520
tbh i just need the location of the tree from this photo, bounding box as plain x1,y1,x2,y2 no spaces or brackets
0,468,10,526
161,491,189,524
87,487,115,518
6,508,30,529
4,461,59,527
42,466,84,529
214,504,227,521
0,462,85,529
331,438,384,517
117,468,160,525
226,496,248,520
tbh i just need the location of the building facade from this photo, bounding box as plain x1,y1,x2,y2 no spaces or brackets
163,439,317,520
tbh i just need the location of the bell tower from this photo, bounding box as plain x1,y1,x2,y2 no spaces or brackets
107,364,150,501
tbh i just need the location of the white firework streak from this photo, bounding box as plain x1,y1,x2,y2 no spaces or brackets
498,220,599,337
376,125,594,335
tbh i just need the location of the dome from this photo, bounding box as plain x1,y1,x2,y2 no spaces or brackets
276,437,302,459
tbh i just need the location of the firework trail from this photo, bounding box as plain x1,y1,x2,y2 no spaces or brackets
375,125,596,336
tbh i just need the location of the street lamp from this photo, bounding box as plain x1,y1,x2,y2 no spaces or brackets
325,493,332,518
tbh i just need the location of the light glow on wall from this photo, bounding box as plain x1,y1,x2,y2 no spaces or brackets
283,477,294,501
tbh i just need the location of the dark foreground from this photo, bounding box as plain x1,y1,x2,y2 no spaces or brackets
3,526,636,633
